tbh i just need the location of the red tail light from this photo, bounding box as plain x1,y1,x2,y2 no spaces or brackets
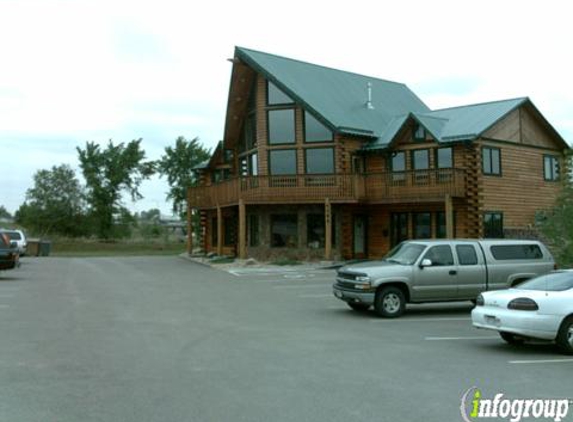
508,298,539,311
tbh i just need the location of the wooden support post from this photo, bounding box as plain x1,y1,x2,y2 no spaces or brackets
325,198,332,260
445,194,454,238
238,199,246,259
217,205,223,256
187,203,193,256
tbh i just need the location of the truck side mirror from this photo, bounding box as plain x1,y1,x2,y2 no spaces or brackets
420,259,432,268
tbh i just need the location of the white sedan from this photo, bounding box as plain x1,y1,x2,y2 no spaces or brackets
472,270,573,354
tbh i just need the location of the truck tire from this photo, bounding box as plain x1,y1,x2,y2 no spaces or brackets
499,332,525,345
347,302,370,312
374,287,405,318
556,317,573,355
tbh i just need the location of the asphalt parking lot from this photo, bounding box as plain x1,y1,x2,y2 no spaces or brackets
0,257,571,422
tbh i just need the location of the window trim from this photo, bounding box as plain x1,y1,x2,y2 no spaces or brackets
482,146,502,176
268,148,298,175
304,147,335,175
303,111,333,143
543,154,560,182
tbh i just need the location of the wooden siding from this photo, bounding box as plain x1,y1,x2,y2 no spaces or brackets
479,140,562,228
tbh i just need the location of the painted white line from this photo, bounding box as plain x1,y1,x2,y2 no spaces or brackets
274,284,330,290
298,294,334,299
371,317,471,323
0,305,9,309
508,358,573,365
425,336,499,341
0,294,14,298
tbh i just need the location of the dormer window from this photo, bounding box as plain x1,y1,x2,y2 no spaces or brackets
267,81,293,105
413,123,426,142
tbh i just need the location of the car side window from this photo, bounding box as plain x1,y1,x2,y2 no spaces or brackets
456,245,478,265
423,245,454,266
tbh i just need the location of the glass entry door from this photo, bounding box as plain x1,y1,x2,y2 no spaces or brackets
390,213,409,247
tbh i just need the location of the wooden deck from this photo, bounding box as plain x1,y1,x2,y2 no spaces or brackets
188,169,467,209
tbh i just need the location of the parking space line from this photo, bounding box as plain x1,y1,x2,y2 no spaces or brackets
0,294,14,298
508,358,573,365
371,317,471,323
425,336,498,341
0,305,9,309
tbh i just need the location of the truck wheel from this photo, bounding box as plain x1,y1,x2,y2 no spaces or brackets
374,287,405,318
347,302,370,312
556,317,573,355
499,332,524,345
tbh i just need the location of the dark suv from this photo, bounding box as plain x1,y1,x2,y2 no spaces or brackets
0,232,19,271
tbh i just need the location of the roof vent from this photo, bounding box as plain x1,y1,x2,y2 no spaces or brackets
366,82,374,110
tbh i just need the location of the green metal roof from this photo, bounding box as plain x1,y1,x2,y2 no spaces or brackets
235,47,430,138
363,98,530,150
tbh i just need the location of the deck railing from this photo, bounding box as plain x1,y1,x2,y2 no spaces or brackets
188,169,466,208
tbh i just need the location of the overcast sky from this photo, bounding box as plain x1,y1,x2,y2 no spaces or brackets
1,0,572,216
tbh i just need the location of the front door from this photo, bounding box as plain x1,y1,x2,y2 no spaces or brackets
390,213,409,247
413,244,458,301
353,215,368,259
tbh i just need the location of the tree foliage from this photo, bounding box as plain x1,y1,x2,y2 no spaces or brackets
539,153,573,266
0,205,11,220
77,139,154,239
15,164,86,236
157,136,210,217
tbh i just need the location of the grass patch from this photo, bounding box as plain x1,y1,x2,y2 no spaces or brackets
271,258,302,266
50,239,185,257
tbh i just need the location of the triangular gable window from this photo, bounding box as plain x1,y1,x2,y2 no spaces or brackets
304,111,332,143
267,81,293,105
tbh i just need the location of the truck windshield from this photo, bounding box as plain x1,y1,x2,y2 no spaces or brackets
383,243,426,265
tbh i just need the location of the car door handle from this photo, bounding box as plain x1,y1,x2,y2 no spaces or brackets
449,270,457,276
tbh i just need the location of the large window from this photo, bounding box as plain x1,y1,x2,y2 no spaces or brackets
269,149,297,175
390,213,409,247
304,111,332,142
268,109,295,144
413,212,431,239
423,245,454,266
482,147,501,175
412,149,430,170
391,151,406,182
305,148,334,174
544,155,560,181
241,113,257,152
484,212,503,238
271,214,298,247
436,147,453,168
267,81,293,105
306,214,336,248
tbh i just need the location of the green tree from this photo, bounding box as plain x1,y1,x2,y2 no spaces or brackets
0,205,11,220
77,139,155,239
539,153,573,266
157,136,210,218
15,164,86,236
139,208,161,222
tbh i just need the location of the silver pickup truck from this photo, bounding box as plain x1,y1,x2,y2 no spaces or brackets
333,239,555,318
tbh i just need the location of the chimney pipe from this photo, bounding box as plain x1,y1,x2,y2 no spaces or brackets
366,82,374,109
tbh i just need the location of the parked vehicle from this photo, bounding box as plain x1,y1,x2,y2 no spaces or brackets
0,229,27,256
333,239,555,317
472,271,573,354
0,232,19,271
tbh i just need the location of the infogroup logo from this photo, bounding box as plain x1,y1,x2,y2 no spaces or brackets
460,387,571,422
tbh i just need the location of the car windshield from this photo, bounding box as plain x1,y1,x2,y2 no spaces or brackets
383,243,426,265
517,272,573,292
5,231,21,240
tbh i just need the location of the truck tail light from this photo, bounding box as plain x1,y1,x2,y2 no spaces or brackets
507,298,539,311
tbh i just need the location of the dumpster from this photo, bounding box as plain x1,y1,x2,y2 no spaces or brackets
27,239,41,257
39,241,51,257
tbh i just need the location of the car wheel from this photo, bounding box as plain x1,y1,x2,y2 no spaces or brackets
374,287,405,318
347,302,370,312
556,317,573,355
499,331,525,345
